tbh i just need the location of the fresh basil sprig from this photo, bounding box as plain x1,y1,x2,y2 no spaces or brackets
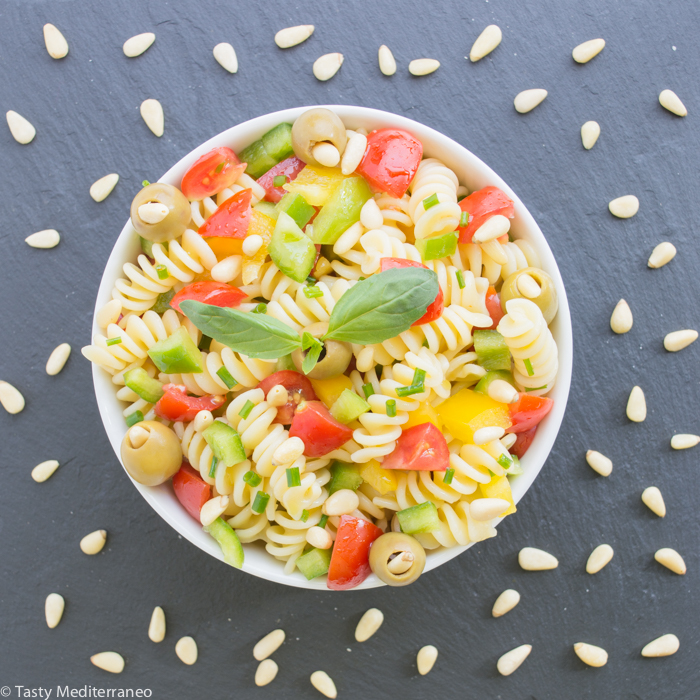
301,332,323,375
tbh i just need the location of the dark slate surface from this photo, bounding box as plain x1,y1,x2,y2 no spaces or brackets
1,0,698,698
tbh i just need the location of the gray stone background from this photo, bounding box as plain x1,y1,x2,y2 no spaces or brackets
1,0,698,698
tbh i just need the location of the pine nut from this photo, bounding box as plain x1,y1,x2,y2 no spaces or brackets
255,659,279,686
310,671,337,698
473,426,505,445
25,229,60,248
200,495,229,526
96,299,122,328
140,99,164,137
492,589,520,617
6,110,36,144
193,409,213,433
313,53,343,81
213,43,238,73
514,89,547,113
312,143,340,167
0,380,25,414
80,529,107,555
128,425,150,448
470,25,502,61
43,24,69,59
378,44,397,75
46,343,71,376
586,450,612,476
487,379,519,404
211,255,242,283
470,498,510,521
387,551,414,574
267,385,289,407
573,642,608,667
322,489,360,516
500,433,517,450
416,645,438,675
32,460,60,482
90,652,124,674
355,608,384,642
148,606,166,642
626,386,646,422
641,486,666,517
138,202,169,224
572,38,605,63
586,544,614,574
517,273,541,299
275,25,314,49
641,633,679,658
659,89,687,117
273,436,305,465
671,434,700,450
45,593,65,628
409,58,440,76
90,173,119,202
519,547,558,571
254,629,285,661
341,132,367,175
175,636,198,665
123,32,155,58
664,329,697,352
242,234,263,257
497,644,532,676
306,526,332,549
655,548,686,575
648,241,676,268
472,214,511,243
610,299,633,334
581,121,600,149
608,195,639,218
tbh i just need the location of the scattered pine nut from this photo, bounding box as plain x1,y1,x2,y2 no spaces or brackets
519,547,558,571
492,589,520,617
470,25,502,61
586,544,614,574
310,670,337,698
573,642,608,667
6,110,36,144
409,59,440,76
90,173,119,202
608,195,639,218
253,629,285,661
0,380,25,414
213,43,238,73
610,299,633,334
306,526,332,550
378,45,397,75
497,644,532,676
140,99,164,137
200,495,229,526
90,652,124,674
32,460,60,482
641,634,679,658
275,25,314,49
266,384,289,408
581,121,601,149
626,386,646,422
472,214,511,243
470,498,510,521
43,24,69,59
355,608,384,642
96,299,122,328
586,450,612,476
322,489,360,516
514,89,547,113
340,132,367,175
655,548,686,575
175,636,198,665
659,89,687,117
80,529,107,555
123,33,155,58
572,38,605,63
26,229,60,248
138,202,169,224
46,343,71,376
313,53,343,81
664,329,698,352
148,606,166,642
671,434,700,450
45,593,65,628
416,645,438,675
648,242,676,268
255,659,279,687
473,426,505,445
517,273,541,299
312,142,341,167
641,486,666,517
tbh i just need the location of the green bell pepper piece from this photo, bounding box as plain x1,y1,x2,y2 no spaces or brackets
415,231,458,261
148,326,204,373
202,421,246,468
275,192,315,229
123,367,164,403
311,177,373,244
269,211,317,283
204,517,244,569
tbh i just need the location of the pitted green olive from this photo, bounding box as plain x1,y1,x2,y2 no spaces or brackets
500,267,558,324
120,421,182,486
291,108,347,166
369,532,426,586
292,339,352,380
130,183,191,243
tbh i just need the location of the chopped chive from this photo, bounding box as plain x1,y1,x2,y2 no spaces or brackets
252,303,267,314
443,467,455,485
125,410,144,427
423,193,439,210
456,270,466,289
243,470,262,487
106,336,122,346
155,264,168,280
362,383,375,399
497,454,513,469
216,366,238,389
239,400,254,419
215,161,225,173
300,509,309,523
396,384,424,397
252,492,270,514
422,339,429,348
208,455,218,478
142,179,150,187
459,210,469,227
523,358,535,377
386,399,397,417
319,514,328,529
303,285,323,298
286,467,301,487
273,175,287,187
412,368,426,387
306,276,316,284
525,384,547,392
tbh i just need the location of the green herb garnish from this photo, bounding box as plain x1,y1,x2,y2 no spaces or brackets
286,467,301,487
252,492,270,514
243,471,262,487
443,467,455,484
523,359,535,377
386,399,397,417
106,337,122,346
125,410,144,427
239,400,254,419
423,193,439,210
216,366,238,389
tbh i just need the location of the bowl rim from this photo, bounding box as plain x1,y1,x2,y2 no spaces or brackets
90,104,573,590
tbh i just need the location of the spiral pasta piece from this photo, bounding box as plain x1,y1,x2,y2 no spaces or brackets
408,158,462,240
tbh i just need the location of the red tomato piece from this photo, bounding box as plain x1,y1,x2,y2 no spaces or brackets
506,394,554,433
181,147,247,201
356,128,423,198
257,370,318,425
257,156,306,203
380,258,444,325
170,281,246,314
327,515,383,590
458,186,515,243
155,384,226,423
510,425,538,458
289,401,353,458
198,189,252,239
485,286,505,330
382,422,449,471
172,462,211,520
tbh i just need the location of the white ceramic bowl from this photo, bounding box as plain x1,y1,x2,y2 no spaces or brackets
91,105,573,590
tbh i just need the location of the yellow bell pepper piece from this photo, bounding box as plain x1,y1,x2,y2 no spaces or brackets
436,388,511,443
242,209,275,284
479,475,516,516
206,236,243,261
402,402,443,431
282,165,346,206
359,459,398,495
310,375,354,410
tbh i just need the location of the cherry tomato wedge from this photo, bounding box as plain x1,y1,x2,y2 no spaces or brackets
380,258,444,325
257,156,306,203
198,189,252,239
382,422,449,471
356,128,423,198
485,286,505,330
155,384,226,423
257,370,318,425
172,462,211,521
510,425,538,458
506,394,553,433
327,515,383,590
181,147,247,201
170,281,246,314
289,401,353,458
458,186,515,244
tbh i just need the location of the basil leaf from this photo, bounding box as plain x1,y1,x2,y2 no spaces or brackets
301,339,323,375
324,268,439,344
179,300,301,360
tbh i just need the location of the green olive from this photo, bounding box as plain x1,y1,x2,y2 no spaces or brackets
291,108,347,166
130,183,191,243
500,267,558,324
291,340,352,380
369,532,426,586
120,421,182,486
